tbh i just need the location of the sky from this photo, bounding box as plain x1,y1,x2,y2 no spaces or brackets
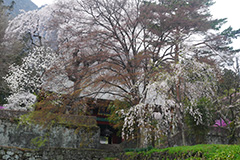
31,0,55,7
210,0,240,49
210,0,240,29
31,0,239,48
31,0,240,30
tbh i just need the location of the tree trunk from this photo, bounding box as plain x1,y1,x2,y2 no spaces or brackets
181,121,186,146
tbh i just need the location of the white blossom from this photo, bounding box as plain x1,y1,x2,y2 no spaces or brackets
121,58,218,142
3,92,36,111
4,46,58,110
4,46,58,94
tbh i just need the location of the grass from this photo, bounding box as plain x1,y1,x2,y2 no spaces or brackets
164,144,240,159
123,144,240,159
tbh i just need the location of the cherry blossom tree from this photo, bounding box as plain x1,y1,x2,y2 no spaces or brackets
3,92,37,111
5,0,238,102
4,0,240,146
3,46,58,111
4,4,55,47
121,58,219,146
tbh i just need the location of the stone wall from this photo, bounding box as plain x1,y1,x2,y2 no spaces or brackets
0,110,100,149
0,110,123,159
0,146,122,160
0,110,28,119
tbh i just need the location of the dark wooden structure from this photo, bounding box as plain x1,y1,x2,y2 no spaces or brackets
87,98,122,144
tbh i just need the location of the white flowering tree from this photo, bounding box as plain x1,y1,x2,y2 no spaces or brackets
4,0,239,145
4,46,58,111
5,0,238,102
121,58,218,146
4,4,56,47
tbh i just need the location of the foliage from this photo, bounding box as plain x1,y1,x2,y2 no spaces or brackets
0,0,14,105
34,90,91,116
121,58,218,145
121,144,240,160
185,97,215,144
5,0,238,101
218,69,239,97
0,40,26,105
34,91,63,112
216,67,240,144
31,134,49,148
108,100,131,136
3,0,240,147
0,0,10,42
18,110,36,125
18,92,97,129
0,1,51,106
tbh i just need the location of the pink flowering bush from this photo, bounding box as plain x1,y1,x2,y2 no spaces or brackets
213,118,231,127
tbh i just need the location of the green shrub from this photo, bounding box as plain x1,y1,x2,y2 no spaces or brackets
123,144,240,160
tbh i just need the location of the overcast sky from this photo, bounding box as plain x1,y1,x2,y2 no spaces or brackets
211,0,240,29
31,0,55,7
31,0,239,48
210,0,240,49
31,0,239,28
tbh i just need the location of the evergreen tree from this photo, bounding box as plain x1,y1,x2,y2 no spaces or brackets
0,0,23,105
0,0,11,104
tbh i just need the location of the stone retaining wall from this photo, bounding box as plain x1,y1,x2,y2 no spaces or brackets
0,110,100,149
0,146,122,160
